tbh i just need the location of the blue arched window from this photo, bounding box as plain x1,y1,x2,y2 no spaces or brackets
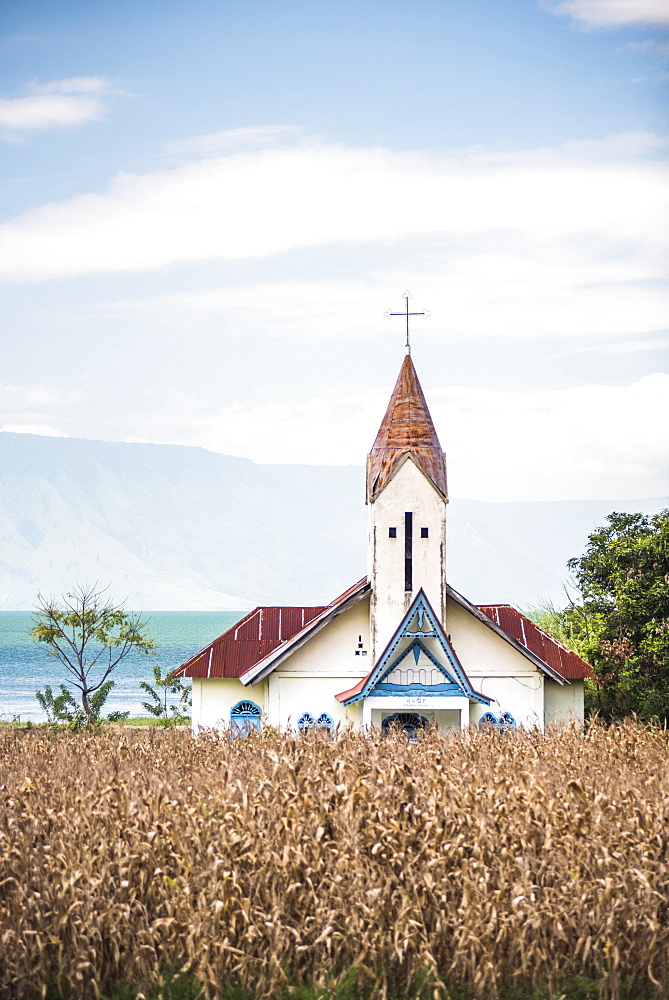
230,700,262,735
480,711,517,733
499,711,517,732
297,712,315,733
316,713,334,734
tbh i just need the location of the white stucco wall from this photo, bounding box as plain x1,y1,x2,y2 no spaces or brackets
385,648,447,687
191,567,582,735
253,596,371,731
192,676,268,731
544,678,585,725
445,595,547,729
277,676,360,731
369,458,447,661
193,598,370,732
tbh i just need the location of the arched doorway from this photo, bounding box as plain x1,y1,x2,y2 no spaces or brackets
381,712,429,740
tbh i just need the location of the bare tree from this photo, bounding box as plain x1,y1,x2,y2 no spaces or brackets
31,583,157,724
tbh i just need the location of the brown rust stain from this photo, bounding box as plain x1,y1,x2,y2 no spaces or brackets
175,605,328,679
175,578,369,680
367,354,447,502
478,604,593,680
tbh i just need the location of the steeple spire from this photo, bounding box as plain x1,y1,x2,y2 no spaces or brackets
367,354,447,503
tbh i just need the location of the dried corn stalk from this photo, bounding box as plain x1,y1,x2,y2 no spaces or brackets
0,723,668,999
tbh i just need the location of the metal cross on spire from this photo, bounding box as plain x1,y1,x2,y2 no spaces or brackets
384,290,430,355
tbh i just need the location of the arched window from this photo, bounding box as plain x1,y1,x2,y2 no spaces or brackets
479,711,498,729
297,712,315,733
230,700,262,735
382,712,428,741
316,713,334,734
499,711,517,732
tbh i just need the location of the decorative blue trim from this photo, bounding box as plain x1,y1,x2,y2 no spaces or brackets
374,683,462,696
230,699,262,716
297,712,315,732
297,712,335,734
342,590,491,707
479,710,517,733
230,699,262,733
385,638,459,684
316,713,334,733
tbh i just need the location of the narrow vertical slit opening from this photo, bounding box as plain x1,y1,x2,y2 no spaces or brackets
404,511,413,592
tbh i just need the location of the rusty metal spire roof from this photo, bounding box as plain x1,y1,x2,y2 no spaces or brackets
367,353,447,503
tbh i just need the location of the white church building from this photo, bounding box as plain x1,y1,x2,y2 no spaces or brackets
177,346,590,736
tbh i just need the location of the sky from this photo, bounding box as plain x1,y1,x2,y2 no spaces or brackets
1,0,668,503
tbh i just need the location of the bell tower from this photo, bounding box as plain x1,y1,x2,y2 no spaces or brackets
367,353,448,661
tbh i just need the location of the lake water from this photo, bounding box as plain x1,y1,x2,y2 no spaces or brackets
0,611,241,722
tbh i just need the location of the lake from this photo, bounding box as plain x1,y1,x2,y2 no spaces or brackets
0,611,241,722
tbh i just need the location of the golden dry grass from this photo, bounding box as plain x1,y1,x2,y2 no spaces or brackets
1,723,668,1000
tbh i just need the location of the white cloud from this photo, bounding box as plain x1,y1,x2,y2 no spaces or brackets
101,279,397,343
166,125,304,157
0,383,83,408
0,77,112,136
100,243,669,344
436,374,669,500
545,0,669,27
33,77,109,96
102,374,669,502
0,131,666,282
0,384,83,439
554,336,669,355
0,424,68,437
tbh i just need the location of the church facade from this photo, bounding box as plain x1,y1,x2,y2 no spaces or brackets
177,352,590,735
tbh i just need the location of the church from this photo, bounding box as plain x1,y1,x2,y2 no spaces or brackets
176,319,590,736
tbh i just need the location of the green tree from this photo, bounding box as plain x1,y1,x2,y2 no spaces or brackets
565,510,669,722
32,583,157,725
35,683,84,725
526,598,591,654
140,663,191,723
34,680,128,728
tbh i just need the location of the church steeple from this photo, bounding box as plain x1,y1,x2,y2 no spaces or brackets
367,354,447,504
367,353,449,660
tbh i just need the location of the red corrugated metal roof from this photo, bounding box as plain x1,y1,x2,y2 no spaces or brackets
367,354,447,502
175,605,329,679
239,578,371,684
175,578,370,680
477,604,592,680
176,583,591,684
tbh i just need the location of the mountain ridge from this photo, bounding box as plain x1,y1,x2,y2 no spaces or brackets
1,432,666,613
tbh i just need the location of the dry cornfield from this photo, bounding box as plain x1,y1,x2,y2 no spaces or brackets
1,723,668,1000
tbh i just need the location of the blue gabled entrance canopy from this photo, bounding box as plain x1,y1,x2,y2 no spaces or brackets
339,589,491,707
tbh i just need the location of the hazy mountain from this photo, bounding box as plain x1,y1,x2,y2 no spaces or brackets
1,432,666,613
